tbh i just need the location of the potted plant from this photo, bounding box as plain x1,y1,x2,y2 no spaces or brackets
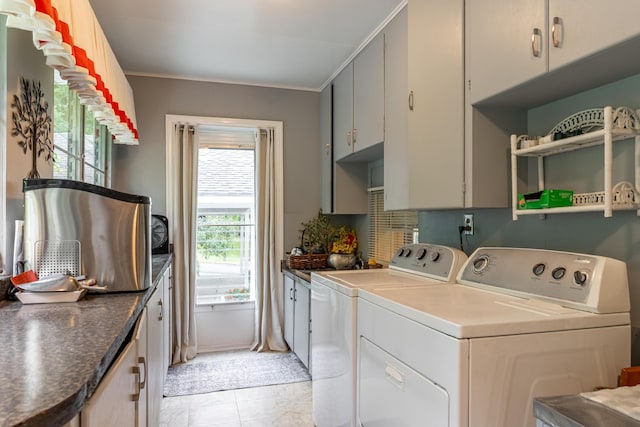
327,226,358,269
300,210,333,254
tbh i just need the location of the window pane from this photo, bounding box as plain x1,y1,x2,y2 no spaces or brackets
196,147,256,305
53,70,81,180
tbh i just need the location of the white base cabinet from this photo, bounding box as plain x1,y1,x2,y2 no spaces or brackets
81,308,147,427
81,263,172,427
283,273,311,370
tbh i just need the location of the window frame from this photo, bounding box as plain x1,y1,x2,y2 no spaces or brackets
53,71,112,186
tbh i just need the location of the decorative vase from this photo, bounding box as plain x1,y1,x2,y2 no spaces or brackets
327,253,357,270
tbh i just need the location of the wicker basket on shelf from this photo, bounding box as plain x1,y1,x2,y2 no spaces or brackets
286,253,329,270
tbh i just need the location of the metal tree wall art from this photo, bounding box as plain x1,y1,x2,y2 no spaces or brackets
11,77,54,178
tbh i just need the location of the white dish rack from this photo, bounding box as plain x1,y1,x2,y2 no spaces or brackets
510,106,640,219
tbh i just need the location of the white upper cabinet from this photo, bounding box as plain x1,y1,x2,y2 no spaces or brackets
466,0,545,105
333,34,385,162
548,1,640,71
353,33,385,155
466,0,640,105
320,85,333,214
333,62,354,161
385,0,464,210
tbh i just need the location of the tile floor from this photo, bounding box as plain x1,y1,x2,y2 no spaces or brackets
160,351,314,427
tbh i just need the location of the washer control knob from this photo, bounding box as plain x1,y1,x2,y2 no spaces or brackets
551,267,566,280
431,251,441,262
472,255,489,272
532,263,546,276
404,249,412,257
396,248,405,257
573,271,588,286
416,247,427,260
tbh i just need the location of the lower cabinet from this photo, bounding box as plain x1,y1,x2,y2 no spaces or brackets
81,308,147,426
82,264,172,426
146,285,164,427
283,273,311,370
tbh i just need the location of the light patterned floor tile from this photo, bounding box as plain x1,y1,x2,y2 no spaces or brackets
189,402,241,427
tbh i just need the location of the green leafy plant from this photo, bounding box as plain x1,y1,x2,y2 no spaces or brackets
300,210,335,254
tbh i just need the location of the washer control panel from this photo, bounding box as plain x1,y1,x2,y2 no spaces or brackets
389,244,467,282
458,247,630,313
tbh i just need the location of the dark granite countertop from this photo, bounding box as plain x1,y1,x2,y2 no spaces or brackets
0,254,172,427
534,394,640,427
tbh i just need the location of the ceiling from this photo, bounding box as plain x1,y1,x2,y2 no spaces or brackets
88,0,405,92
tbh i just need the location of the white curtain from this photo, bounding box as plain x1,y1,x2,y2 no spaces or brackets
170,124,199,363
252,128,287,352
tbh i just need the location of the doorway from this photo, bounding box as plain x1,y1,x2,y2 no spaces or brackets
165,115,284,353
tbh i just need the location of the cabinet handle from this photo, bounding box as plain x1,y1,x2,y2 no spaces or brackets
347,129,352,146
352,128,357,145
408,91,414,111
293,288,297,302
325,143,330,155
138,356,147,389
289,287,293,300
158,299,163,321
551,17,562,48
132,367,141,402
531,28,542,57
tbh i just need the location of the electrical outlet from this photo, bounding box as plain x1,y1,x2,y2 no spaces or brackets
463,214,474,235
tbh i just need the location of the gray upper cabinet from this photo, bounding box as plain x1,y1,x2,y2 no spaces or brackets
353,33,384,156
466,0,640,105
333,62,354,161
320,85,333,214
333,34,384,162
384,1,464,210
321,82,368,215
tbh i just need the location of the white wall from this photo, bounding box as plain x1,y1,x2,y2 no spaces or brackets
195,302,255,352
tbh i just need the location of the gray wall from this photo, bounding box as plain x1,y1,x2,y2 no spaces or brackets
3,27,53,273
112,76,321,253
419,73,640,364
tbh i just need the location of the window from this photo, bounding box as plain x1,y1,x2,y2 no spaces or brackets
368,188,418,263
195,127,257,305
53,70,111,186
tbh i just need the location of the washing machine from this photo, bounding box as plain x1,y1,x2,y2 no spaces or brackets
357,247,631,427
310,243,468,427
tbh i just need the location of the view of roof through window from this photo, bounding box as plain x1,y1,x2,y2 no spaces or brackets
195,132,257,305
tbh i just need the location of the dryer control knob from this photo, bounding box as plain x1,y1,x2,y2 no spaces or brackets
404,249,412,257
532,263,546,276
472,255,489,272
573,271,588,286
416,248,427,260
431,252,441,262
552,267,566,280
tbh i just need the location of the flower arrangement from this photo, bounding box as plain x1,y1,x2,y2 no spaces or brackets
330,226,357,254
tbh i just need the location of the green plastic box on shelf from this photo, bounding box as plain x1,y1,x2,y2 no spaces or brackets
518,189,574,210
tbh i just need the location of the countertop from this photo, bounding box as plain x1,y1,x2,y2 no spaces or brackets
534,394,640,427
0,254,172,427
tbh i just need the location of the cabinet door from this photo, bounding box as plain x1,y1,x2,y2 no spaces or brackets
333,62,354,161
147,287,164,427
162,266,172,379
81,315,144,426
320,85,333,213
465,0,546,104
353,33,384,154
283,275,295,349
548,0,640,71
293,281,311,369
406,0,464,208
384,7,409,210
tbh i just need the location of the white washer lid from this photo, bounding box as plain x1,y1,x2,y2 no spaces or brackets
358,285,630,338
311,269,448,297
